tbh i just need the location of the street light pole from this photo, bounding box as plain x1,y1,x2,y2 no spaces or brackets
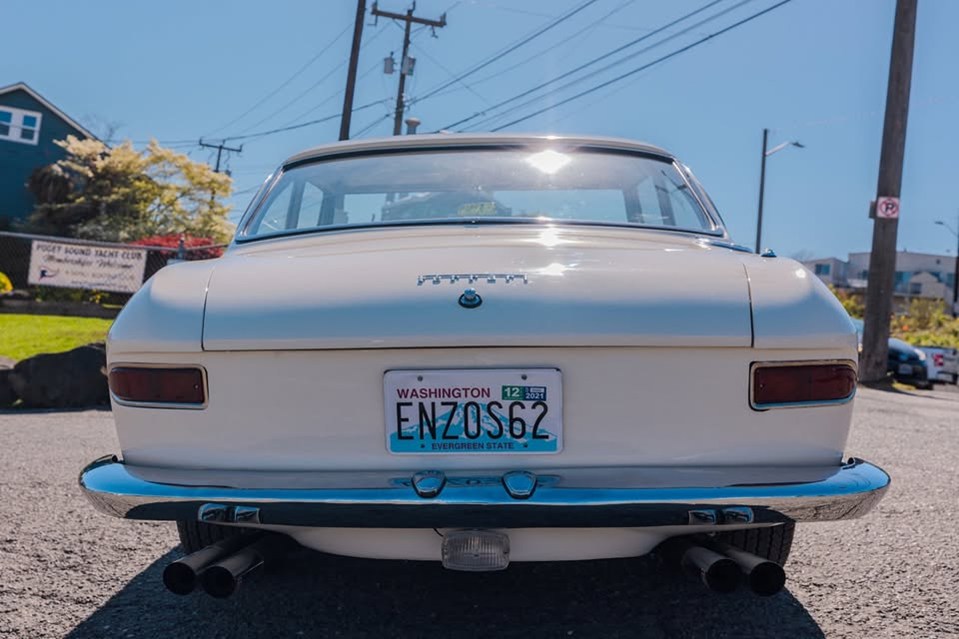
935,215,959,317
754,130,804,254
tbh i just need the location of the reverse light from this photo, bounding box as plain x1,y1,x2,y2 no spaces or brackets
751,361,857,410
441,530,510,572
109,367,206,407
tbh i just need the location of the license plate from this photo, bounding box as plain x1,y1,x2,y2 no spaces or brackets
384,369,563,454
898,364,914,375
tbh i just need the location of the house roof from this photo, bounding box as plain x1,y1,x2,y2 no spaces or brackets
0,81,99,141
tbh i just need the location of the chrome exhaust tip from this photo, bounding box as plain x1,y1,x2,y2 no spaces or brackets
711,540,787,597
162,533,262,595
661,538,741,593
198,534,295,599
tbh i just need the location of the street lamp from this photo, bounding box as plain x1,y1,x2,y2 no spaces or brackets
934,216,959,317
755,128,804,253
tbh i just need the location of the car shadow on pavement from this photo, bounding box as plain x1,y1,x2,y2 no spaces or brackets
66,546,824,639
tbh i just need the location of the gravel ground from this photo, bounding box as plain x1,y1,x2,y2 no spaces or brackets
1,385,957,638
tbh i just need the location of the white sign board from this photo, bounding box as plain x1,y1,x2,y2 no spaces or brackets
28,240,147,294
876,196,900,219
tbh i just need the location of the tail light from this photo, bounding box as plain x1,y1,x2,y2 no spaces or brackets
751,361,856,410
109,366,206,407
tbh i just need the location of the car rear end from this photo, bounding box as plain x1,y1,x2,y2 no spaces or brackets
79,136,888,591
917,345,959,384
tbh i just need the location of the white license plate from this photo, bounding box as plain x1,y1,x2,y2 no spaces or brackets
898,364,914,375
384,369,563,454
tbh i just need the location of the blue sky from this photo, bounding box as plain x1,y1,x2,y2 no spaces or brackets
3,0,957,259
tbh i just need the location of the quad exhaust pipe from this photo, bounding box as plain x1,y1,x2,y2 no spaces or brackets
660,536,787,596
163,532,294,598
711,540,786,597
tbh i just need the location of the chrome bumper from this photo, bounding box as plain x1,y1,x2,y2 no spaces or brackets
79,456,889,529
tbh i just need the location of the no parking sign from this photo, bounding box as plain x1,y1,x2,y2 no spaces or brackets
876,196,900,219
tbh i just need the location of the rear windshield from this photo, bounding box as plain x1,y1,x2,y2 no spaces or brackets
240,147,716,239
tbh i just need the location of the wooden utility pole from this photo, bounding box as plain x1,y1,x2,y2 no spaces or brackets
339,0,367,141
860,0,918,383
371,2,447,136
755,128,769,253
198,139,242,172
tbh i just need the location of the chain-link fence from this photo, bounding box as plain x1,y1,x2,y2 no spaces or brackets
0,230,226,309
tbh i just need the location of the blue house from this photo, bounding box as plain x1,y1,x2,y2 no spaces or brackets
0,82,98,227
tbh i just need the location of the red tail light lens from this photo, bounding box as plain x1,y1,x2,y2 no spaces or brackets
109,367,206,406
751,362,856,409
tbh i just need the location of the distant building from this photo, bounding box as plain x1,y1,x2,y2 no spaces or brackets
802,250,957,307
802,257,848,288
0,82,98,225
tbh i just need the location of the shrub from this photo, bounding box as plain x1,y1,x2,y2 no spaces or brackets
829,286,864,319
892,298,959,349
130,234,224,260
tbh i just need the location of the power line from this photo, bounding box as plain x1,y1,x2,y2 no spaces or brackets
408,37,491,108
219,98,389,142
353,112,393,138
443,0,729,131
425,0,636,102
204,23,354,137
237,22,392,136
464,0,752,131
489,0,794,131
280,60,381,128
409,0,602,107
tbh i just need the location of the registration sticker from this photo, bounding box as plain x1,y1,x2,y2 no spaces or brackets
384,369,563,454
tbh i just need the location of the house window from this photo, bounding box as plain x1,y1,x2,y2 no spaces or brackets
0,106,42,145
814,263,831,276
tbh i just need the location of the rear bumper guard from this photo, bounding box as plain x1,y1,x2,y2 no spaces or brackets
78,456,889,529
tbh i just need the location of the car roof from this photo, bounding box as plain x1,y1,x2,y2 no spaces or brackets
282,133,675,167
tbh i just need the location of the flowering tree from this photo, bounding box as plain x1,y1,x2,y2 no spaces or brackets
25,136,234,243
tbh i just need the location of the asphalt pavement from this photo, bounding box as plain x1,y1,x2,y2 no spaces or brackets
1,385,957,638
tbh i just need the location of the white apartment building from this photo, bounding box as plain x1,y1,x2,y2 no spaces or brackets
802,250,956,307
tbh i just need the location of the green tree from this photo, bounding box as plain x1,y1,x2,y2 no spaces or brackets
25,136,233,243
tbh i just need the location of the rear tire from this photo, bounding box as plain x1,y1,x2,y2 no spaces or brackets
176,520,247,554
714,523,795,566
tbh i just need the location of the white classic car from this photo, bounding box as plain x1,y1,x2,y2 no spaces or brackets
80,134,889,598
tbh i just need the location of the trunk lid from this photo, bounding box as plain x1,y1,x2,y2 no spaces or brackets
202,226,752,350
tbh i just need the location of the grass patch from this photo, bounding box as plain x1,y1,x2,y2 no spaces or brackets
0,314,113,362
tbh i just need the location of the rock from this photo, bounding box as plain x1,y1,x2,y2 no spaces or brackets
3,289,32,301
8,343,108,408
0,368,16,407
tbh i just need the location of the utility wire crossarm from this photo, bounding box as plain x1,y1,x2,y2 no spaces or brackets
371,1,448,135
198,139,243,172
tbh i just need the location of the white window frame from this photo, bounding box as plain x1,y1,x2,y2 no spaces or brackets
0,105,43,146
